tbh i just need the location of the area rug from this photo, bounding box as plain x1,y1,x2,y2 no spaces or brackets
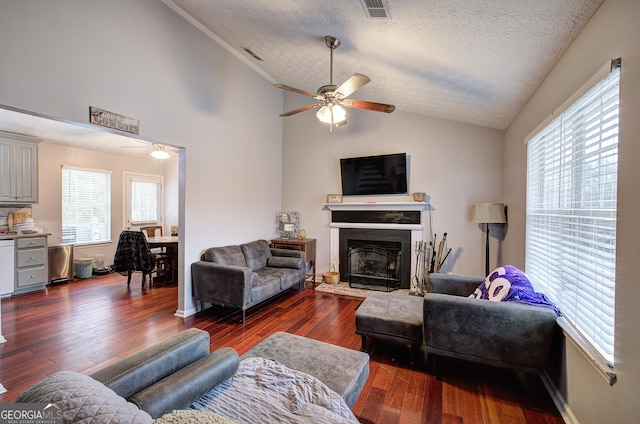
314,282,412,298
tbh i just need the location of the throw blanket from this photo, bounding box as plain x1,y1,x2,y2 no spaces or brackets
189,357,359,424
470,265,560,315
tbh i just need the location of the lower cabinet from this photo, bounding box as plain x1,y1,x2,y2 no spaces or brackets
13,236,48,295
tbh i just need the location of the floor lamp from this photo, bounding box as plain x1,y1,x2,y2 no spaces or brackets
472,203,507,276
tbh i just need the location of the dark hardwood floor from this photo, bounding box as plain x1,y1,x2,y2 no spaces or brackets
0,273,564,423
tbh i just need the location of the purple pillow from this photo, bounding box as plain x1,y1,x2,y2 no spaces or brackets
469,265,559,314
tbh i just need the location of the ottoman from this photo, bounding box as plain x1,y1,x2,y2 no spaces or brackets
241,331,370,408
355,292,424,359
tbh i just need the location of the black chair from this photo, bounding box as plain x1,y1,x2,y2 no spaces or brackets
140,226,168,281
112,230,156,289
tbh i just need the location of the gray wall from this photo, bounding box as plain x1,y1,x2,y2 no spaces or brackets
280,98,505,278
504,0,640,422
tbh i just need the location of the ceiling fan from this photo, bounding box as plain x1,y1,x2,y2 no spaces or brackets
119,143,173,159
274,36,395,129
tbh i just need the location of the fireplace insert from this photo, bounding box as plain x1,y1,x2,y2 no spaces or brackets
347,241,401,292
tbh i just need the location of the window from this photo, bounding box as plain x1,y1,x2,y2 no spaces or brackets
124,173,163,227
525,61,620,371
62,167,111,244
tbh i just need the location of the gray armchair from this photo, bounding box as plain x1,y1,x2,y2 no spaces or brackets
425,273,558,374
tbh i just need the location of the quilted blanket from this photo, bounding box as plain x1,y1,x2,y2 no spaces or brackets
189,357,359,424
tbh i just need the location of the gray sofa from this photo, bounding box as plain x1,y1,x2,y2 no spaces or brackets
16,328,370,423
354,273,558,375
425,273,558,374
191,239,306,322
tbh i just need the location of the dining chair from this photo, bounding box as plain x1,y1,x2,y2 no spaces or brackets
140,225,168,281
112,230,157,289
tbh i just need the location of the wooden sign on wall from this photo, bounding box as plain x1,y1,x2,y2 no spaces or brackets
89,106,140,135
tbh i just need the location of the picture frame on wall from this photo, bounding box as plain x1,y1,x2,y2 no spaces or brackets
278,211,299,238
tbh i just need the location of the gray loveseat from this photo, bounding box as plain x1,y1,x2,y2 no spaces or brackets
16,328,370,423
425,273,558,374
191,239,306,322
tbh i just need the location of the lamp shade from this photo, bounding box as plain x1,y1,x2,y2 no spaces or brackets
472,203,507,224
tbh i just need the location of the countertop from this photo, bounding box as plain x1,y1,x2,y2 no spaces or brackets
0,233,50,241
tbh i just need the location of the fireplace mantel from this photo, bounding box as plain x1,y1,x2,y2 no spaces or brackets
324,202,429,212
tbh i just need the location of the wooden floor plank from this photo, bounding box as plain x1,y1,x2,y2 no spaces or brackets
0,273,565,423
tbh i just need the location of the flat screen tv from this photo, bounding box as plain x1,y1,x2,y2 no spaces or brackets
340,153,408,196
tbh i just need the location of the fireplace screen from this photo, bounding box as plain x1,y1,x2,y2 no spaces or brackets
347,242,401,292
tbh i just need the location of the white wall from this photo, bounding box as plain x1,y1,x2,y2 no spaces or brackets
504,0,640,422
0,0,284,316
32,140,172,263
281,96,505,278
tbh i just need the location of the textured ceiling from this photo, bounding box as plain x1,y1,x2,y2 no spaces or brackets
167,0,604,130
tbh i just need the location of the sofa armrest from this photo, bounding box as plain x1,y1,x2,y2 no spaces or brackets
428,273,484,296
424,293,558,373
129,347,240,419
191,261,254,307
90,328,210,399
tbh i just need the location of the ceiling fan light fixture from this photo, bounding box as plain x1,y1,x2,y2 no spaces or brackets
150,145,170,160
316,104,346,125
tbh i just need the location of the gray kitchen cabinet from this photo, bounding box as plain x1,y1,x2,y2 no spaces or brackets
14,236,48,294
0,132,40,203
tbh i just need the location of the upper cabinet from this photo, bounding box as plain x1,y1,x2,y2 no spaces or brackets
0,132,40,203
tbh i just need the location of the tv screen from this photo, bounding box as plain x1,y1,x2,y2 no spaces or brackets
340,153,408,196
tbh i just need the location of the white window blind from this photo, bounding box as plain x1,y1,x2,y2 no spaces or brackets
62,167,111,244
526,62,620,367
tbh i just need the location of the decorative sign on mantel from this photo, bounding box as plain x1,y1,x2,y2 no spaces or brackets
89,106,140,135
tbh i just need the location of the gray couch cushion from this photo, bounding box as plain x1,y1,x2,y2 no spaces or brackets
241,332,370,409
203,245,247,267
251,270,281,303
16,371,152,424
240,240,272,271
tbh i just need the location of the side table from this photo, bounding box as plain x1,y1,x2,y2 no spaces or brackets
271,238,316,287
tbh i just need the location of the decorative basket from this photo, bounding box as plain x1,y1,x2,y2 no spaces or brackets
322,264,340,284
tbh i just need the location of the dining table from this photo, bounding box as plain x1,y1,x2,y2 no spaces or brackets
146,236,179,284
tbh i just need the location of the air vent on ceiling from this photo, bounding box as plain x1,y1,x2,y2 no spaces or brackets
359,0,390,19
243,47,264,61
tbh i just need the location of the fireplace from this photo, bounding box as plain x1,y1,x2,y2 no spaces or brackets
339,228,411,289
347,239,402,291
326,202,428,290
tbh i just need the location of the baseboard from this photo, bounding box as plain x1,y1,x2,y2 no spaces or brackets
541,373,579,424
174,306,197,318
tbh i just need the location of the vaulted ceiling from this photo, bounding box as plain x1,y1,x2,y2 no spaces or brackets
166,0,604,130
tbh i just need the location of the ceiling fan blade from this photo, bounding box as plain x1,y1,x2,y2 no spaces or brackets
342,99,396,113
279,104,320,117
335,73,371,98
274,84,318,98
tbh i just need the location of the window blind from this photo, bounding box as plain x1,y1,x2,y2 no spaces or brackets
526,63,620,367
62,167,111,244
